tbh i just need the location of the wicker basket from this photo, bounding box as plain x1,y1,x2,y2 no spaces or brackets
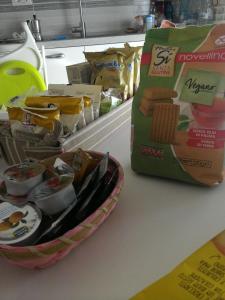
0,151,124,269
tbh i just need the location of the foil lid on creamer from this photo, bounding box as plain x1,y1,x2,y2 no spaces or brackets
29,175,73,201
0,202,41,245
4,162,45,182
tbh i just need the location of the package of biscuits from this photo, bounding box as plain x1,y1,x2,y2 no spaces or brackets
131,24,225,186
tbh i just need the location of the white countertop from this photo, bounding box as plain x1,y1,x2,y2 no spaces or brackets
1,120,225,300
40,33,145,49
0,33,145,52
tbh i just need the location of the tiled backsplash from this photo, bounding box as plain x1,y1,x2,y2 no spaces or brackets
0,0,149,12
0,0,150,38
1,0,224,40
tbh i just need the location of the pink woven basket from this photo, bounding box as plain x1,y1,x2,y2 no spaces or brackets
0,151,124,269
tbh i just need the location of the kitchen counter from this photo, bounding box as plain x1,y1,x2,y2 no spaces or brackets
0,32,145,52
40,33,145,49
1,120,225,300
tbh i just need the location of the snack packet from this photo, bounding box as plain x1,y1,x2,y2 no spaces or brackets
105,47,135,99
77,98,86,130
84,51,128,100
131,24,225,186
7,106,60,137
124,43,142,93
72,148,99,185
48,84,102,120
106,44,142,97
66,62,92,84
100,89,123,116
125,52,135,99
83,96,94,125
59,100,82,134
25,96,82,134
131,230,225,300
84,51,107,85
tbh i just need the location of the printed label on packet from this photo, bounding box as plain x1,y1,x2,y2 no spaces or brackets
180,69,221,106
187,129,225,149
189,129,225,140
187,139,225,149
131,230,225,300
149,44,179,77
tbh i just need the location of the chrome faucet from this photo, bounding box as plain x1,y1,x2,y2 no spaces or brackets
72,0,86,38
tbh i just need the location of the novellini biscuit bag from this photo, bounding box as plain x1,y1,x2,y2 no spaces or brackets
131,230,225,300
131,24,225,186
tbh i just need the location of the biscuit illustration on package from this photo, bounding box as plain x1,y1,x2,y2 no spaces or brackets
139,87,176,116
144,87,177,100
139,97,153,116
150,103,180,144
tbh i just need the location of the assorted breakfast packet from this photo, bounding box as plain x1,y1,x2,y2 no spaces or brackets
48,83,102,120
131,24,225,186
84,44,142,101
131,230,225,300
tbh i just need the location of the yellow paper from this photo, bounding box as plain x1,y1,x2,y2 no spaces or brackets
132,231,225,300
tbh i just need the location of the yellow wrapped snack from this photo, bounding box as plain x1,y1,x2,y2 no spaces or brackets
124,44,142,93
48,84,103,120
26,96,83,134
25,96,81,109
106,44,142,97
7,106,60,137
84,51,106,85
105,47,134,98
84,51,128,100
124,52,135,99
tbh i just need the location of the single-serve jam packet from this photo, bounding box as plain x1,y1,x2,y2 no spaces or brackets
131,24,225,186
131,230,225,300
